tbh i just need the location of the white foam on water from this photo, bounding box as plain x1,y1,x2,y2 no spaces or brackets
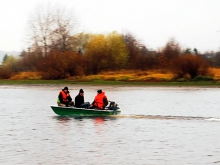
205,118,220,121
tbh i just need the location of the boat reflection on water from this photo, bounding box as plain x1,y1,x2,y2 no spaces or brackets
94,117,105,124
52,115,118,125
53,116,72,123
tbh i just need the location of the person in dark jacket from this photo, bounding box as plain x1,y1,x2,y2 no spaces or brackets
75,89,90,108
57,86,74,107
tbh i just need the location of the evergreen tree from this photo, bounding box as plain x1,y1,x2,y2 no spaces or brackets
3,54,8,63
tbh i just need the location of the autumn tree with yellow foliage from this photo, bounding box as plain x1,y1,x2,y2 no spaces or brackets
0,55,19,79
84,32,128,74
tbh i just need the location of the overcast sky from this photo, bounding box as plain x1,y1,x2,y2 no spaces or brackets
1,0,220,53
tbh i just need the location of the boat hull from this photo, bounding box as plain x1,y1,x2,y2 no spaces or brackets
50,106,121,116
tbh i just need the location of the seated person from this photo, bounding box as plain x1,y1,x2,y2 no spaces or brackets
90,89,108,110
57,86,74,107
75,89,90,108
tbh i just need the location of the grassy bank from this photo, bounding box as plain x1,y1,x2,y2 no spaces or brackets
0,68,220,86
1,79,220,86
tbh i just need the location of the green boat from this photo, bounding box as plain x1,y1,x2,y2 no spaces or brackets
50,105,121,116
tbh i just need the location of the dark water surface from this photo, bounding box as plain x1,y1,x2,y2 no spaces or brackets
0,85,220,165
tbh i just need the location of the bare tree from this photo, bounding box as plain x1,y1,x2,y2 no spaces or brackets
27,3,77,55
51,7,77,52
162,38,180,60
27,4,54,55
123,32,145,69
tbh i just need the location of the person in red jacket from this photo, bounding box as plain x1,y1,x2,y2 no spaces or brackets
90,89,108,110
57,86,74,107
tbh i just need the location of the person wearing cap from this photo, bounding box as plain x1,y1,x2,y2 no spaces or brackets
75,89,90,108
57,86,74,107
90,89,108,110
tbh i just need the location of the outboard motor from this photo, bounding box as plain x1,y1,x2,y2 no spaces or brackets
107,101,119,110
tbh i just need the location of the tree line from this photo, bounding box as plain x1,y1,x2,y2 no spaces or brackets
0,4,218,80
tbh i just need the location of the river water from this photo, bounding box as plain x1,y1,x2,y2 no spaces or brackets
0,85,220,165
